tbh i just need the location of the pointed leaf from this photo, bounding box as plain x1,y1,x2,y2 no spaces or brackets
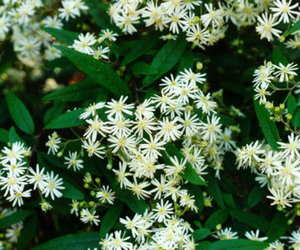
208,239,268,250
253,99,280,151
266,212,289,242
129,62,159,75
6,92,34,135
17,214,37,250
0,210,34,229
0,128,9,143
247,183,266,208
272,47,289,66
42,27,79,46
55,45,131,98
287,19,300,36
204,209,228,230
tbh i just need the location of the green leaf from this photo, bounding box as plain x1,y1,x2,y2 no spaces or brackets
216,113,236,126
45,108,87,129
42,27,79,46
193,228,210,241
143,33,188,87
44,101,65,126
43,78,108,102
6,91,35,135
30,232,100,250
272,47,289,66
9,126,24,144
287,94,297,115
44,57,75,69
229,210,270,234
204,209,228,230
100,200,124,238
121,31,161,66
207,239,268,250
247,183,266,208
266,212,289,242
0,210,34,229
0,42,16,76
287,19,300,36
253,99,280,151
17,214,37,250
55,45,131,99
0,128,9,143
129,62,159,75
162,143,206,185
222,192,236,209
204,168,225,209
84,0,117,30
292,106,300,128
177,50,194,74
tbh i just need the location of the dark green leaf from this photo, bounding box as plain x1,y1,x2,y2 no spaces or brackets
44,57,75,69
287,94,297,115
287,19,300,36
55,45,131,98
229,210,270,234
44,101,65,126
266,212,289,242
143,34,188,86
9,126,24,144
253,99,280,151
208,239,268,250
247,183,266,208
204,209,228,230
17,214,37,250
193,228,210,241
0,210,34,229
6,91,35,135
61,180,85,200
177,50,194,74
129,62,159,75
204,168,225,209
121,31,161,66
272,47,289,66
216,113,236,126
30,232,100,250
162,143,206,185
222,192,236,209
100,200,124,238
292,106,300,128
0,128,9,143
42,27,79,46
43,79,108,102
0,42,16,76
84,0,117,30
45,108,86,129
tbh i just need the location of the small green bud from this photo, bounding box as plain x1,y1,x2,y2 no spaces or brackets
57,151,63,157
89,201,95,207
90,191,96,197
216,224,222,231
288,219,293,225
95,178,101,183
84,183,89,189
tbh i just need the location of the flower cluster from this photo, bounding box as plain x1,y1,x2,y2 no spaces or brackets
0,141,65,208
107,0,300,49
0,0,88,66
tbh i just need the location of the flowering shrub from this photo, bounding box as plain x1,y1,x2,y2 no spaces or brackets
2,0,300,249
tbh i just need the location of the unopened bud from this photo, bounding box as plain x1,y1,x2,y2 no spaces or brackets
57,151,63,157
287,114,292,121
89,201,95,207
84,183,89,189
288,219,294,225
289,74,295,80
95,178,101,183
196,62,203,70
216,224,222,231
269,116,275,121
90,191,96,197
279,104,285,110
279,36,285,42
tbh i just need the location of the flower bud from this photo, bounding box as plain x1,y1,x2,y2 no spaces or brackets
216,224,222,231
90,191,96,197
89,201,95,207
196,62,203,70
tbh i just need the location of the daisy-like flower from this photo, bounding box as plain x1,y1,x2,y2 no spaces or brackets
254,82,271,104
151,175,171,200
113,161,132,189
70,199,80,216
157,117,183,142
153,199,174,223
64,151,84,171
270,0,300,24
179,68,206,86
46,133,61,155
132,113,157,137
0,173,28,197
27,164,48,190
289,229,300,249
201,3,223,28
96,185,116,204
2,160,27,177
42,171,65,200
256,13,282,42
115,12,140,34
42,15,63,29
267,188,294,208
109,230,133,250
70,32,96,55
140,135,166,159
40,201,53,212
273,62,298,82
160,74,181,94
80,208,100,226
213,227,239,240
82,138,106,158
1,141,26,165
119,214,143,238
178,111,201,136
108,134,137,155
58,0,80,21
194,91,217,114
7,186,32,207
277,132,300,159
105,96,134,120
84,115,110,142
79,102,105,120
127,178,151,200
93,46,110,60
101,29,119,41
199,114,222,144
5,222,23,243
245,230,268,241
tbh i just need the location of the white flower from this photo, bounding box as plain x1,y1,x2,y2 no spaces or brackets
213,227,239,240
42,15,63,29
93,46,110,60
82,138,106,158
0,173,28,197
270,0,300,24
127,178,151,200
179,68,206,86
108,134,137,155
256,13,282,42
27,164,49,190
156,117,183,142
42,171,65,200
199,114,222,144
84,115,110,142
267,188,294,208
80,208,100,226
58,0,80,21
79,102,105,120
96,185,116,204
64,151,84,171
273,62,298,82
40,201,52,212
100,29,119,41
1,142,26,165
140,135,166,159
70,199,79,216
7,186,32,207
46,133,61,155
277,133,300,159
153,199,174,223
119,214,144,238
105,96,134,120
5,222,23,243
70,32,96,55
245,230,268,241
